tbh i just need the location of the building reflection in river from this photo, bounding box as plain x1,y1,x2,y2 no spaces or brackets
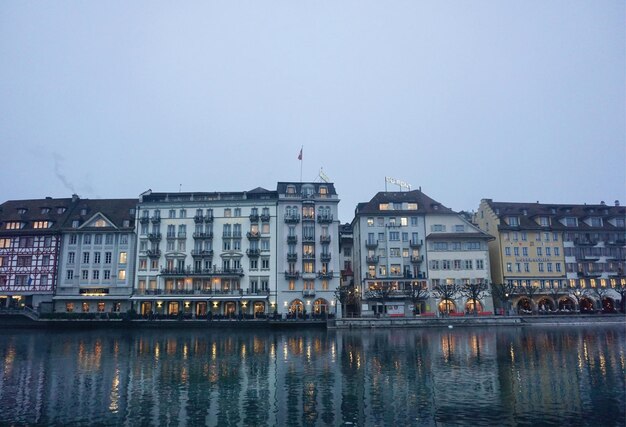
0,326,624,426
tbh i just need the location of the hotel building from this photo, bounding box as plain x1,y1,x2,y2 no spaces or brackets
476,199,625,312
54,198,137,314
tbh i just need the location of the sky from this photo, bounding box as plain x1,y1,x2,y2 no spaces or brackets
1,1,624,223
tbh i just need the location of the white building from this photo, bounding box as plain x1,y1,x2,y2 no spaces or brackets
276,182,341,318
131,189,278,318
54,198,137,314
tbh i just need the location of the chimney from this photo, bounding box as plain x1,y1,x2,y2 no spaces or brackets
616,200,620,207
72,194,79,202
601,201,606,206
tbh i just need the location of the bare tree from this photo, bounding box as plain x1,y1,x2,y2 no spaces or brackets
460,281,488,315
364,281,394,316
516,283,540,313
404,280,430,315
584,283,613,312
334,281,359,318
432,282,461,315
612,269,626,313
491,282,517,316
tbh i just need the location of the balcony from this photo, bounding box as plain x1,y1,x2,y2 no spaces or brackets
193,232,213,240
302,235,315,242
409,239,423,248
287,235,298,244
284,214,300,224
160,267,244,277
260,213,271,222
223,232,232,238
366,255,379,264
166,233,176,240
249,213,259,223
191,249,213,258
303,289,316,298
320,235,331,244
247,231,260,240
150,216,161,224
177,232,187,239
287,253,298,262
302,213,315,221
302,253,315,260
139,216,150,224
146,249,161,258
317,271,334,279
607,239,625,247
285,271,301,279
410,255,424,263
246,248,261,257
204,214,214,223
575,239,598,246
365,240,379,249
320,252,332,262
317,214,333,224
233,232,242,238
147,233,162,242
193,215,204,224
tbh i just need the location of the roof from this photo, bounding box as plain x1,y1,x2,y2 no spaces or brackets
426,232,494,241
0,197,76,235
64,199,137,230
483,199,626,232
276,182,337,196
354,189,455,216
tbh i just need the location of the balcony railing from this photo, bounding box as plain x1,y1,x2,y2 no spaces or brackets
317,214,333,224
409,239,423,248
139,216,150,224
365,240,378,249
287,235,298,244
302,213,315,221
366,255,379,264
575,239,598,246
320,235,331,244
191,249,214,258
284,271,301,279
320,252,331,262
246,249,261,257
302,235,315,242
177,232,187,239
204,215,214,223
136,288,249,296
247,231,260,240
317,271,334,279
193,232,213,239
260,214,271,222
410,255,424,263
303,289,316,297
160,267,244,277
150,216,161,224
166,233,176,240
287,253,298,262
147,233,162,242
193,215,204,223
249,214,259,223
146,249,161,258
284,214,301,224
302,253,315,260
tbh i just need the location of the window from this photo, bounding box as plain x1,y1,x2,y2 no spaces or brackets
453,260,462,270
82,270,89,280
66,270,74,280
545,247,551,256
67,252,75,264
261,259,269,270
400,217,408,227
430,260,440,270
390,248,401,257
234,208,241,217
521,232,527,241
454,224,465,232
564,217,577,227
514,247,519,256
538,263,544,272
224,208,232,217
92,270,100,280
389,232,399,241
506,263,512,272
555,263,561,272
379,203,389,211
547,263,553,272
442,260,451,270
94,252,101,264
553,233,559,242
515,263,521,272
476,259,484,269
94,219,107,228
367,218,374,227
390,264,402,276
118,270,126,280
94,234,102,245
507,217,519,226
139,259,147,270
431,224,445,232
105,234,113,245
0,238,11,248
33,221,50,229
5,222,23,230
465,260,473,269
536,247,542,256
83,234,91,244
589,217,602,227
66,303,74,313
433,242,448,251
539,217,549,226
505,247,511,256
522,247,528,256
120,235,128,245
82,252,90,264
407,203,418,210
524,263,530,272
119,252,127,264
554,247,560,257
105,252,112,264
180,209,187,218
250,259,258,270
72,220,80,228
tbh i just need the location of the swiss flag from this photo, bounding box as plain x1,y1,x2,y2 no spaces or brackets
297,148,302,160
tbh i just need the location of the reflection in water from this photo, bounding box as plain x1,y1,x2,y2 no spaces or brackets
0,327,624,426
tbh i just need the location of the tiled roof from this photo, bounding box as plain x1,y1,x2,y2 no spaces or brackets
276,182,337,196
355,190,455,216
63,199,137,230
0,197,76,234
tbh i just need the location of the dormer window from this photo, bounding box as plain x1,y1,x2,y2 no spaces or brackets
57,207,66,214
72,220,80,228
17,208,27,214
407,203,418,210
33,221,51,229
589,217,602,227
41,208,50,214
379,203,389,211
80,208,87,216
123,220,130,227
507,216,519,226
319,186,328,197
564,217,577,227
286,185,296,194
539,217,550,227
4,221,23,230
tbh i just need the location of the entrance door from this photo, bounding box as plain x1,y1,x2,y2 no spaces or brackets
141,302,152,316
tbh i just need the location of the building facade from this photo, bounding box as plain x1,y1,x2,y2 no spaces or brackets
0,197,76,310
276,182,341,318
54,198,137,314
130,188,278,318
476,199,625,313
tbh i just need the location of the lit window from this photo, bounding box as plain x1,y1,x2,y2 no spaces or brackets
5,222,23,230
379,203,389,211
119,252,127,264
407,203,418,210
118,270,126,280
94,219,106,227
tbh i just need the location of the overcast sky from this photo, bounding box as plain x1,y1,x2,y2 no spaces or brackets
1,1,624,223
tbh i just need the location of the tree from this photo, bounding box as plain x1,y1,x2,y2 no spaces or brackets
432,282,461,315
404,280,430,315
461,281,488,314
584,282,613,312
491,282,517,316
335,281,359,318
612,270,626,313
364,281,395,316
516,282,540,313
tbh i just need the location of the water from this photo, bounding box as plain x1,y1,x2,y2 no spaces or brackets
0,325,624,426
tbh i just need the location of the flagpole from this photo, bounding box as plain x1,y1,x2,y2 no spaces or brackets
299,146,303,182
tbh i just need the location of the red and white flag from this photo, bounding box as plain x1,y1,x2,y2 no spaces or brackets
297,148,302,160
